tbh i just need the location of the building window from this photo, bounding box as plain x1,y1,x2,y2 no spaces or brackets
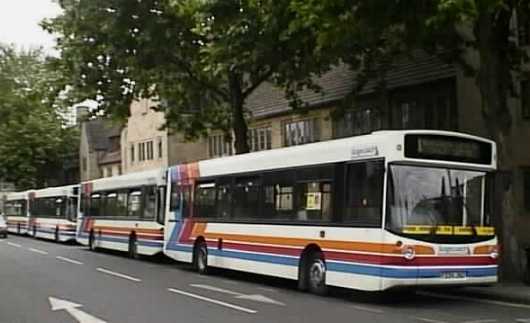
283,119,320,147
524,169,530,211
146,141,154,160
249,127,272,151
139,142,145,161
519,10,530,46
157,137,163,159
130,144,135,163
521,81,530,119
335,107,382,138
208,134,233,158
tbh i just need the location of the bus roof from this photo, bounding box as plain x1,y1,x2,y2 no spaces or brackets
83,168,166,192
194,130,496,178
30,184,79,199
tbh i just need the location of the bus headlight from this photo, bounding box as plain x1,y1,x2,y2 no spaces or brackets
489,245,499,260
403,246,416,260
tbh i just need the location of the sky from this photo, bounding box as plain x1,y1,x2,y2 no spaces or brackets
0,1,62,53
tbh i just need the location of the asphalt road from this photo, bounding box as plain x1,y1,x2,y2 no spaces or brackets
0,235,529,323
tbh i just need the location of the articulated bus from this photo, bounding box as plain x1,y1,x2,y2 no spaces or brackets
28,185,79,242
4,191,30,235
163,130,498,293
77,169,166,257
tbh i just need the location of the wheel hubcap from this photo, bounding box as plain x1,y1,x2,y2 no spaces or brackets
309,260,325,287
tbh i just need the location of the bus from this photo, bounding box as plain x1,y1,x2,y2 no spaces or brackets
77,169,166,258
4,191,30,235
163,130,498,293
28,185,79,242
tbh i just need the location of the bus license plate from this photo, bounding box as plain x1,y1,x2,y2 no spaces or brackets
441,272,466,279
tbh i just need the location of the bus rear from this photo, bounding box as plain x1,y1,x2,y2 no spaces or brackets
4,192,29,235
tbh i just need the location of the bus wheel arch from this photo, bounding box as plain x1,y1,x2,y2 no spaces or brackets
298,244,328,295
193,237,208,275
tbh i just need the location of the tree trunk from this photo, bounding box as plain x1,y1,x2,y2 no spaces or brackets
475,7,524,281
228,72,250,154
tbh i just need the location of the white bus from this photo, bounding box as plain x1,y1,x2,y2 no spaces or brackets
163,130,498,293
28,185,79,242
77,169,166,257
4,191,30,235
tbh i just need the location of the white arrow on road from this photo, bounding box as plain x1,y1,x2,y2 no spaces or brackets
190,284,285,306
49,297,107,323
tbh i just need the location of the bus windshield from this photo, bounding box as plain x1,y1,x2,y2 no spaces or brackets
386,164,492,238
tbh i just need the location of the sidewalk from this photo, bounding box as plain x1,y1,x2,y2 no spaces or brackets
431,283,530,305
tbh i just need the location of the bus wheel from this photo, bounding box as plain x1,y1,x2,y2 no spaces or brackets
55,227,60,242
306,251,327,295
88,231,96,251
194,241,208,275
128,234,139,259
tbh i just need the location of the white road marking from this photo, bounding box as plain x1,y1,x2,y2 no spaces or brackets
516,319,530,323
7,242,21,248
351,305,384,314
418,291,530,310
413,317,448,323
49,297,107,323
462,320,497,323
96,268,141,282
190,284,285,305
257,287,277,292
29,248,48,255
190,284,243,296
168,288,257,314
56,256,83,265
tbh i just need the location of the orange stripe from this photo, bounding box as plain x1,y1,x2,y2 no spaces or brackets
474,245,497,255
190,223,434,255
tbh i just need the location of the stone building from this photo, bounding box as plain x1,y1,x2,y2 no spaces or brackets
79,118,122,181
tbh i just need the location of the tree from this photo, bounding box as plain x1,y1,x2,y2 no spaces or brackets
44,0,319,154
288,0,530,279
0,44,78,189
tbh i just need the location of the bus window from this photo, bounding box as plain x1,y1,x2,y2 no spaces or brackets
128,191,143,218
233,177,260,219
194,183,216,218
144,186,157,219
216,181,232,219
157,186,165,224
89,194,101,217
67,197,78,221
262,170,296,220
343,160,384,227
295,181,332,222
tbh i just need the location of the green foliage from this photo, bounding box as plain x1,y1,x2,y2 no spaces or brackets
0,44,78,189
45,0,320,153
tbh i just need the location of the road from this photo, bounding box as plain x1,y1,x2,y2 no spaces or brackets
0,235,529,323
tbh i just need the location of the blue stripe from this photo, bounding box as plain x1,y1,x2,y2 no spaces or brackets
167,242,496,279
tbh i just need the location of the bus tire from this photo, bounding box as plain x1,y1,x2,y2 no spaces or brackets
128,234,139,259
306,251,328,296
88,230,96,251
55,227,60,242
194,241,208,275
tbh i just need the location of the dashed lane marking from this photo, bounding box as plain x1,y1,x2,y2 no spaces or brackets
462,320,497,323
351,305,384,314
96,268,141,282
56,256,83,265
29,248,48,255
516,319,530,323
413,317,448,323
7,242,22,248
418,291,530,310
168,288,257,314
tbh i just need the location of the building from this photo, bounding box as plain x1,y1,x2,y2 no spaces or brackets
120,98,207,175
79,118,122,181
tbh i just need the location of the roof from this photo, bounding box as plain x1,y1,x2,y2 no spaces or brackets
84,119,122,152
245,52,456,119
84,168,166,191
99,151,122,166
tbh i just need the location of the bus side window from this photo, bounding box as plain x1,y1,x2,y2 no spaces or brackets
144,186,157,220
157,186,166,224
127,190,143,218
343,160,384,227
194,183,216,218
